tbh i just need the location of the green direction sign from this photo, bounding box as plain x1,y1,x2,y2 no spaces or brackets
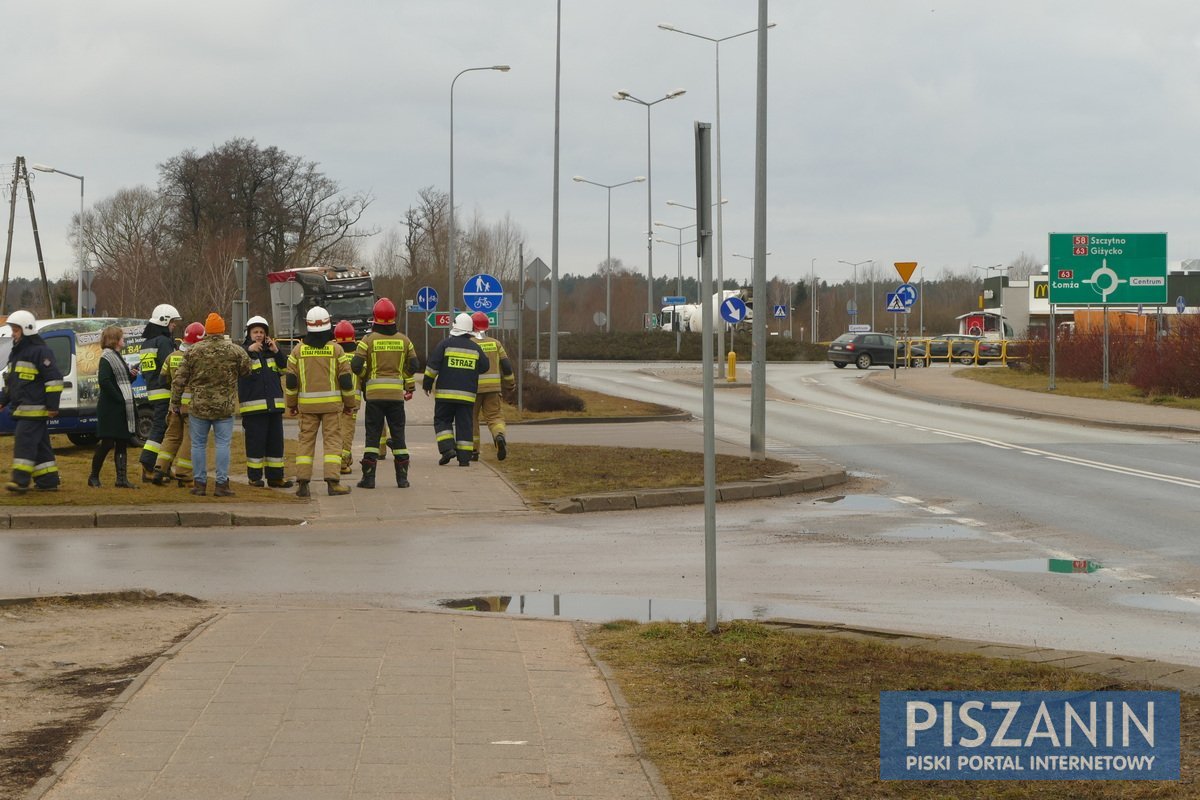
426,311,497,329
1047,233,1167,305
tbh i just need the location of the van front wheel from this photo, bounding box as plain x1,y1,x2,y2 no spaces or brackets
134,407,155,446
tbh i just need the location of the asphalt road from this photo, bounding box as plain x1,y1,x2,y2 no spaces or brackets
3,361,1199,668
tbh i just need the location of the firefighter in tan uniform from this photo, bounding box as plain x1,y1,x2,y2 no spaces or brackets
151,322,205,486
284,307,355,497
333,321,361,475
351,298,419,488
470,311,515,461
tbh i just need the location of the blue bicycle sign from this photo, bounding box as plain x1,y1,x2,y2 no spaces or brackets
463,273,504,312
416,286,438,311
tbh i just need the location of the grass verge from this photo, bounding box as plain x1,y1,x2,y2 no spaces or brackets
0,436,306,506
587,620,1199,799
487,444,794,504
962,369,1200,410
504,386,678,423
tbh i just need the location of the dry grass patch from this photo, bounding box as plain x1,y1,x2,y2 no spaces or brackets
0,436,306,506
487,444,793,503
588,620,1200,799
962,370,1200,410
504,386,677,423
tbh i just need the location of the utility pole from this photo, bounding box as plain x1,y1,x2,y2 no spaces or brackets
1,157,54,314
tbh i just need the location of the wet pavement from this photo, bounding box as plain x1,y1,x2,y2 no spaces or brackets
16,367,1200,799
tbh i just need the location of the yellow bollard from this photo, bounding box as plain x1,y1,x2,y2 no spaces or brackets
726,350,737,383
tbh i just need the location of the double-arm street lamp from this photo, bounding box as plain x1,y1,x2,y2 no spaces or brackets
30,163,85,317
659,21,774,350
613,88,686,325
450,65,510,312
573,174,645,332
653,220,696,302
837,259,871,326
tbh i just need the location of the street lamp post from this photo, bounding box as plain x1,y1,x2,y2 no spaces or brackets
659,21,774,356
810,257,817,343
450,65,510,314
837,259,871,327
614,89,686,327
654,233,696,354
573,175,645,332
730,251,770,280
30,163,84,317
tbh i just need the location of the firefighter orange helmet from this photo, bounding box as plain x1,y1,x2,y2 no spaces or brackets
372,297,396,325
334,320,356,343
471,311,489,332
182,322,205,345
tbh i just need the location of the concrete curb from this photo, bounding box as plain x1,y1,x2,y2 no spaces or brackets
549,468,848,513
866,371,1200,435
513,410,692,425
0,509,306,530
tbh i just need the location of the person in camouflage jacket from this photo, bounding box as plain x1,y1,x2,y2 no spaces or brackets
170,313,251,497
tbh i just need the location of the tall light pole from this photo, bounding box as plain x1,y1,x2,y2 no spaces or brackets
654,231,696,354
659,21,774,356
810,257,817,342
30,163,84,317
730,251,770,280
614,88,686,326
573,174,645,332
449,65,510,314
838,259,871,327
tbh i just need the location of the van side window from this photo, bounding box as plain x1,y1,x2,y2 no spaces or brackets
47,336,72,374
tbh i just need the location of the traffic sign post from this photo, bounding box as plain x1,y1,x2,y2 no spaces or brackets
662,295,687,306
885,293,908,312
1048,233,1167,305
772,304,788,318
895,283,917,307
416,286,438,311
720,297,749,325
894,261,917,283
1178,296,1187,315
426,312,452,328
463,273,504,312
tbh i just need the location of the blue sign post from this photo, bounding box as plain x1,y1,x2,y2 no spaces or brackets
773,304,788,319
895,283,918,307
463,273,504,312
416,286,439,311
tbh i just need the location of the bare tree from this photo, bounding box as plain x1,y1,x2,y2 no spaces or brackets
82,186,172,317
1007,251,1043,280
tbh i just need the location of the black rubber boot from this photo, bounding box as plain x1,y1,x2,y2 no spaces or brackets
114,449,136,489
151,467,169,486
89,448,105,488
357,461,376,489
393,458,410,488
496,434,507,461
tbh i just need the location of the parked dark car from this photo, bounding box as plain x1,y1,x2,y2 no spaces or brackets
915,334,1002,365
827,332,923,370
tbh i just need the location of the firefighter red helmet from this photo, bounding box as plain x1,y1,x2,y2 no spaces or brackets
372,297,396,325
182,322,205,345
334,320,356,343
471,311,489,332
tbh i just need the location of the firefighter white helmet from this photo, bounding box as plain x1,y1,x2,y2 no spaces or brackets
245,315,270,333
305,306,332,332
7,309,36,334
149,304,181,326
450,312,475,336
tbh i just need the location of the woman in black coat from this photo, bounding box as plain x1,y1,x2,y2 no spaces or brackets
89,326,138,488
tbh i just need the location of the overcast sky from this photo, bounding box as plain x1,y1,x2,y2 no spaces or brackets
6,1,1200,306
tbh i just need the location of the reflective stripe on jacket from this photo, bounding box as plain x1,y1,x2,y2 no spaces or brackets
285,343,354,414
0,335,63,418
475,336,515,394
353,332,418,401
422,334,489,404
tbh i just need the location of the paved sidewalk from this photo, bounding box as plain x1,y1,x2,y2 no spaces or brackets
36,608,665,800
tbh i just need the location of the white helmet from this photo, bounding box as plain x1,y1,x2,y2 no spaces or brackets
149,303,181,326
7,310,36,334
305,306,331,332
245,315,270,333
450,312,475,336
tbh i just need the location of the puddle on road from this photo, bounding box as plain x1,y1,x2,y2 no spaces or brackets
437,592,814,624
809,494,901,512
1115,595,1200,615
945,558,1063,574
880,523,984,541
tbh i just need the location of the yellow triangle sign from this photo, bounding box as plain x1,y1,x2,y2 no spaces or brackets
894,262,917,283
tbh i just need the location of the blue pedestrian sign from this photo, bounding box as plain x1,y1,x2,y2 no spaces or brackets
895,282,918,307
773,304,788,318
886,293,907,312
463,273,504,312
720,296,749,324
415,286,438,311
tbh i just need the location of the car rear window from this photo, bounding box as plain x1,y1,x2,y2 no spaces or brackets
832,334,855,343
